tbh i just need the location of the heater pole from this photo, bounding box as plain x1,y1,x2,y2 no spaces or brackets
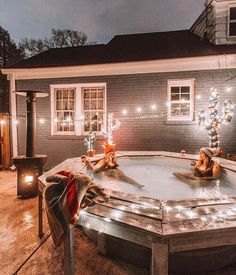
26,92,36,157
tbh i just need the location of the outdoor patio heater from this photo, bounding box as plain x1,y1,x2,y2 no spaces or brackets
13,90,48,197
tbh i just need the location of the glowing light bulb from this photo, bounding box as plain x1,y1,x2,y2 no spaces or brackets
104,217,111,222
122,109,127,115
25,175,33,184
39,118,45,124
54,118,58,122
196,95,201,100
166,102,170,107
14,120,19,125
226,87,232,92
136,107,142,113
151,104,156,110
0,120,6,125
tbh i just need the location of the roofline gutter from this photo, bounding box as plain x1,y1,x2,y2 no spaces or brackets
1,53,236,80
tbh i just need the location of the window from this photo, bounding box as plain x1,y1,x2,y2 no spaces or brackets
82,87,105,132
54,88,76,134
229,7,236,37
51,83,106,135
167,79,194,121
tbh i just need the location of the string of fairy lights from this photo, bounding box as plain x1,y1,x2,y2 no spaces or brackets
0,87,234,150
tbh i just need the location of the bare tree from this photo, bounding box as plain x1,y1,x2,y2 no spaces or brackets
20,29,90,57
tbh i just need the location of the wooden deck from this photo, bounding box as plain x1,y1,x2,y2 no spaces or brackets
38,151,236,275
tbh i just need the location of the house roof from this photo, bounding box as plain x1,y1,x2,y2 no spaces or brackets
8,30,236,69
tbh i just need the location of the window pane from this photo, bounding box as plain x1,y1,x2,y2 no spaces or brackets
97,100,103,110
171,94,180,100
56,100,62,110
229,22,236,36
181,86,190,94
90,100,97,110
180,94,190,100
63,90,69,99
84,100,90,109
56,90,62,99
171,87,180,94
230,7,236,20
98,91,103,98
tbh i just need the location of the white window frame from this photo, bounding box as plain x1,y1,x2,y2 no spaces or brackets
50,83,107,135
167,79,195,121
228,4,236,38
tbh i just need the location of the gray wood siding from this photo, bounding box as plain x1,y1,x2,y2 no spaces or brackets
191,0,236,45
16,69,236,167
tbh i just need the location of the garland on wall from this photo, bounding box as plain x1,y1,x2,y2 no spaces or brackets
198,88,234,149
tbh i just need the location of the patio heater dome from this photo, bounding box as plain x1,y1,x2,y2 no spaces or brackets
13,90,48,197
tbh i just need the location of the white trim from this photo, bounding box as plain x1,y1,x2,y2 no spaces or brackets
2,54,236,80
167,79,195,121
9,73,18,157
228,4,236,38
50,83,107,136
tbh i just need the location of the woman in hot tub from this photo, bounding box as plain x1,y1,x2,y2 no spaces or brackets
173,147,221,184
81,144,144,188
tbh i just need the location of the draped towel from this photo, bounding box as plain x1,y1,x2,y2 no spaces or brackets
44,170,108,246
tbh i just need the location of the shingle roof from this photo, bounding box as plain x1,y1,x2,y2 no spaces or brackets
8,30,236,69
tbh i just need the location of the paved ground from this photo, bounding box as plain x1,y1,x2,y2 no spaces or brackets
1,170,236,275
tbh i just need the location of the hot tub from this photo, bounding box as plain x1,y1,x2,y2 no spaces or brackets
38,151,236,275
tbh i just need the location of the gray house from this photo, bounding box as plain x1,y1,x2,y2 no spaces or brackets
2,0,236,166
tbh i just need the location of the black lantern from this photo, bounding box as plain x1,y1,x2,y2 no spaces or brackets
13,90,48,197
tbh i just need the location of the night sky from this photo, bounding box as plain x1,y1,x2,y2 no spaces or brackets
0,0,204,44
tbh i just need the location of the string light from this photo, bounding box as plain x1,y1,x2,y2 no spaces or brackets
122,110,127,115
14,120,19,125
151,104,156,110
196,95,201,100
226,87,232,92
0,120,6,125
136,107,142,113
39,118,45,124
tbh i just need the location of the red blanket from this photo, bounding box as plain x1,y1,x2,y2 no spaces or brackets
44,170,107,246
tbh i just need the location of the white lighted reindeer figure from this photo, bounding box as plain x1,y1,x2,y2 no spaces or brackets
198,88,234,149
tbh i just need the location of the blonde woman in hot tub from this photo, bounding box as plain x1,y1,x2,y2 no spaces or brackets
173,147,221,185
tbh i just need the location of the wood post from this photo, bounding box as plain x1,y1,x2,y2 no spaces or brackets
151,242,169,275
64,226,75,275
97,233,109,256
38,191,44,238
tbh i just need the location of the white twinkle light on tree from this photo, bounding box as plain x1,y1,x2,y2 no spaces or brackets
84,128,96,152
198,88,234,149
102,112,120,145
